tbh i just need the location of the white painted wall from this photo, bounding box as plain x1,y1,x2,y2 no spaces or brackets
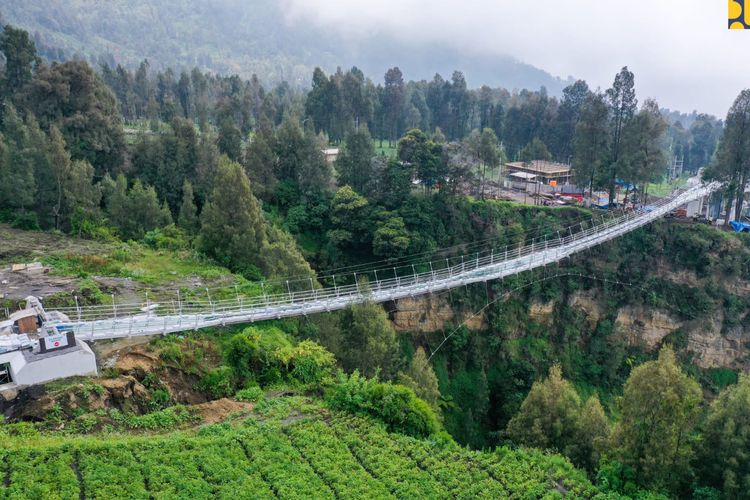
0,343,97,389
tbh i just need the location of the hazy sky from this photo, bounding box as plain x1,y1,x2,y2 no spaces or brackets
283,0,749,117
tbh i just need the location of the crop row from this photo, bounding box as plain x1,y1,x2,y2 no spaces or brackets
139,435,276,499
237,420,334,499
388,429,508,498
4,446,80,500
328,415,450,498
283,419,394,499
0,415,600,499
328,414,493,497
78,442,149,499
471,446,601,499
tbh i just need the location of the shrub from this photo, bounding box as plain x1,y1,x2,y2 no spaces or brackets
235,386,265,403
276,340,336,386
225,326,336,387
327,371,440,438
143,224,190,250
11,211,40,230
198,366,235,399
159,344,185,364
224,326,290,384
109,405,196,430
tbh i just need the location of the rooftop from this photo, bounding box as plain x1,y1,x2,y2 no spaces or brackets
505,160,572,175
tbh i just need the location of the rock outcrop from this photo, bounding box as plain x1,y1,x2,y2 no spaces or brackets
391,294,486,333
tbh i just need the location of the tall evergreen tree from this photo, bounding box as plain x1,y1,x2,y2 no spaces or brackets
64,160,101,235
21,60,125,174
605,67,638,207
383,67,405,145
199,156,268,271
177,179,198,233
217,119,243,162
520,137,552,163
398,347,441,410
619,99,667,203
555,80,591,160
336,126,375,194
573,93,610,200
47,126,72,229
243,118,277,201
708,89,750,224
506,365,582,458
0,25,39,101
338,301,399,379
0,105,35,211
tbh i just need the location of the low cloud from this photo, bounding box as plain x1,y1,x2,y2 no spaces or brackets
282,0,745,116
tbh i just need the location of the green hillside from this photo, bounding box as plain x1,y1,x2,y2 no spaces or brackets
1,402,606,499
0,0,571,92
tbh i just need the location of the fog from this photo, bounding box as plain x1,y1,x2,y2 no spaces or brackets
282,0,749,117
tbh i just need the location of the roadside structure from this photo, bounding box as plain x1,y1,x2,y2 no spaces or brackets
505,160,572,186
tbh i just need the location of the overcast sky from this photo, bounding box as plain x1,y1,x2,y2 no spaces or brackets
282,0,749,117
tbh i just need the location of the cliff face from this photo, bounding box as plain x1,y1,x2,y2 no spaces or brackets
390,295,486,332
391,263,750,371
577,292,749,370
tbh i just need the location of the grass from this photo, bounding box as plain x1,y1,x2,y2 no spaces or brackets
39,243,233,286
120,249,231,285
374,139,397,158
647,174,689,198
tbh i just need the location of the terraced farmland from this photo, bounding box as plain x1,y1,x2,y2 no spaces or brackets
0,413,606,499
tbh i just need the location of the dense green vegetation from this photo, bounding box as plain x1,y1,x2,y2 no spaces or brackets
0,408,612,499
0,19,749,500
0,0,571,94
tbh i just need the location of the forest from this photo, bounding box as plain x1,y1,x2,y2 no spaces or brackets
0,0,571,94
0,21,750,499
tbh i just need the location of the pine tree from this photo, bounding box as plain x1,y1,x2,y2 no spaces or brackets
64,160,101,233
103,174,129,234
339,301,399,379
398,347,441,410
0,25,39,100
336,126,375,194
573,395,610,473
198,156,268,271
573,93,610,200
242,119,277,201
605,67,638,206
46,126,72,230
124,180,171,240
177,179,198,232
0,105,36,211
506,365,582,457
217,119,243,162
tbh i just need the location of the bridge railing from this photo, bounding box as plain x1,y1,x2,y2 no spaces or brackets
50,181,718,339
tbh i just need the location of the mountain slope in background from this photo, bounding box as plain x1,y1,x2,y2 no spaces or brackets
0,0,572,92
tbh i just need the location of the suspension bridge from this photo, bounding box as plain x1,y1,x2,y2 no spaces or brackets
40,180,719,341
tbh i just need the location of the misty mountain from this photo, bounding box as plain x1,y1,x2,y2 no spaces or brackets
1,0,573,93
